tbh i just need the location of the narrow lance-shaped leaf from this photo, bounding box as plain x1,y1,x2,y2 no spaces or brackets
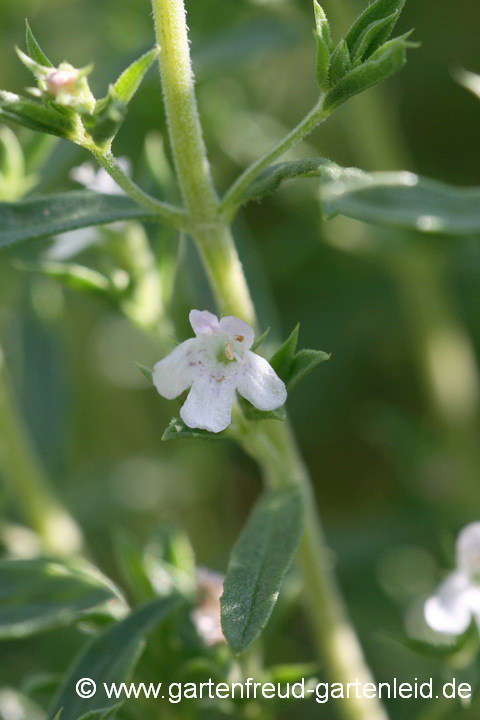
221,487,304,653
269,324,299,381
328,39,351,86
324,33,416,111
0,92,77,139
0,558,123,639
321,169,480,235
25,20,53,68
111,46,160,105
313,1,331,91
0,191,157,250
287,348,330,390
77,704,124,720
49,596,182,720
241,158,342,203
351,11,399,65
345,0,406,52
16,260,112,296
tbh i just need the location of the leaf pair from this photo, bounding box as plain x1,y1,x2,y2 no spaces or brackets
313,0,417,109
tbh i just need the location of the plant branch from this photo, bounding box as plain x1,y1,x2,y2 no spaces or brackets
220,97,330,220
88,146,190,230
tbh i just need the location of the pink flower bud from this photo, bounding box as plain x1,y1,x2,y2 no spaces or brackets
46,69,78,96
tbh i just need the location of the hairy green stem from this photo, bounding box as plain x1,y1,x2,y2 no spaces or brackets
150,2,389,720
0,346,83,555
88,146,190,229
220,97,330,219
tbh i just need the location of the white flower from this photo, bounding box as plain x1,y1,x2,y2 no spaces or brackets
424,523,480,635
153,310,287,433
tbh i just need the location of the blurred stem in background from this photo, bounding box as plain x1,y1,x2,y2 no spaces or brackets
150,1,389,720
0,344,83,555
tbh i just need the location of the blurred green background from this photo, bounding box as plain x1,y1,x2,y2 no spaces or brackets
0,0,479,718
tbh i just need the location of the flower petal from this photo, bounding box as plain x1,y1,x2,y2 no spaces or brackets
424,571,472,635
219,316,254,350
153,338,198,400
456,522,480,579
180,376,236,433
189,310,219,336
237,351,287,411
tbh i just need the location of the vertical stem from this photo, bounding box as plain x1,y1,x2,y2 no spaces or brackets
151,3,390,720
0,347,83,555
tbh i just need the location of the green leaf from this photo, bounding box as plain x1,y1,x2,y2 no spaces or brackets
0,558,123,639
77,703,124,720
269,324,299,381
135,362,153,382
324,33,415,111
313,2,332,90
0,191,156,249
162,417,227,441
82,89,127,146
287,348,330,390
321,169,480,235
251,327,270,352
25,20,53,68
220,487,304,653
240,158,341,203
328,39,351,85
0,92,76,139
49,596,182,720
351,12,399,64
111,47,159,105
345,0,406,53
237,394,287,422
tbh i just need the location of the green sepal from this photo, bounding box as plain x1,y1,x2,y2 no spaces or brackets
251,327,270,352
269,324,299,381
351,11,399,65
328,39,351,86
162,417,227,441
237,394,287,422
111,46,160,105
313,1,332,91
0,91,77,139
135,362,153,382
15,45,50,78
324,33,417,111
287,348,330,390
25,20,52,68
345,0,406,53
82,87,127,146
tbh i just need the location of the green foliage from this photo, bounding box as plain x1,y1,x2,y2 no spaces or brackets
220,487,304,653
25,19,53,68
0,91,77,139
0,558,123,639
162,417,227,441
321,170,480,234
240,158,341,203
111,47,159,106
269,324,299,380
251,326,270,352
49,597,182,719
237,394,287,422
0,192,155,249
77,705,124,720
311,0,414,107
269,324,330,390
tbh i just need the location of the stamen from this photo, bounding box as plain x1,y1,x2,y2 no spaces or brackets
225,342,234,360
234,335,244,342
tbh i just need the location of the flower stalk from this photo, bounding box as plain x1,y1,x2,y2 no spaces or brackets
149,2,390,720
0,345,83,556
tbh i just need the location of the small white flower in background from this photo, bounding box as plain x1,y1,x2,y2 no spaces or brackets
424,522,480,635
46,158,131,261
191,567,225,646
153,310,287,433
